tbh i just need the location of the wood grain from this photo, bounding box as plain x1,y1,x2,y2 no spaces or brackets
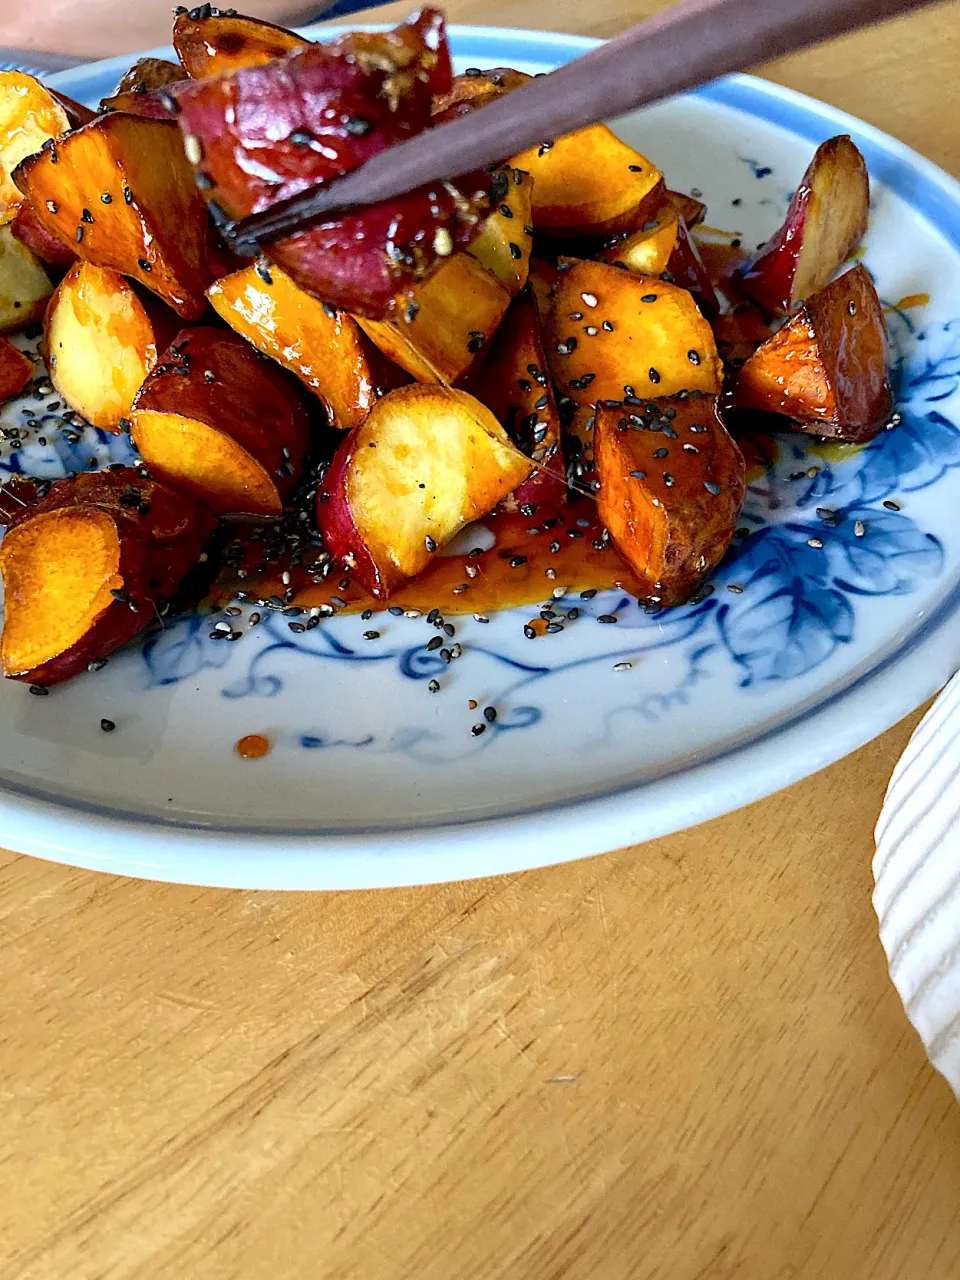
3,2,960,1276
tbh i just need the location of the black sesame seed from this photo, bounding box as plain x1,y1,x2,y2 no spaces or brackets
663,473,675,486
848,300,857,316
602,321,614,332
580,588,597,599
100,718,116,732
629,164,643,172
288,622,306,633
467,336,485,354
629,469,646,479
704,480,721,496
443,623,455,637
471,722,486,737
123,185,133,204
75,226,84,243
641,293,658,303
363,630,380,640
425,535,437,552
138,259,152,272
81,207,93,223
648,367,661,383
509,242,522,260
883,499,901,511
289,129,313,146
255,260,273,285
428,679,440,693
652,447,668,458
687,349,701,366
509,555,527,567
597,614,618,624
344,116,371,136
567,608,580,620
29,685,48,696
388,605,404,616
523,624,537,639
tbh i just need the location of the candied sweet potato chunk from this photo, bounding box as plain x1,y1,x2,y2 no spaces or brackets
173,10,307,78
739,136,869,316
545,259,721,402
356,254,510,385
13,114,214,319
0,467,215,686
131,327,311,519
100,57,185,116
594,394,745,607
45,262,178,432
173,10,484,317
207,262,406,429
0,335,32,401
600,204,718,317
0,73,91,226
467,168,533,297
0,225,52,332
467,288,565,513
318,385,531,597
431,66,531,122
732,264,892,442
512,126,662,238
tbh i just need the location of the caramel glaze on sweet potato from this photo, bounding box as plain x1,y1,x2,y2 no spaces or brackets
600,204,719,318
739,136,869,317
100,57,185,117
317,384,531,598
10,200,75,270
0,72,93,227
131,327,312,519
0,467,216,686
431,66,532,123
731,264,892,443
13,114,214,319
207,261,408,429
594,393,745,607
512,127,663,239
544,258,722,484
356,253,510,385
464,287,566,514
666,190,707,230
173,9,307,78
0,225,52,333
45,261,179,432
0,335,33,402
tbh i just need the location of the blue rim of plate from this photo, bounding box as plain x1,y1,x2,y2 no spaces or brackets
7,25,958,888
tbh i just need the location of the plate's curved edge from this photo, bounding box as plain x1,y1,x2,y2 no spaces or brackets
18,25,960,888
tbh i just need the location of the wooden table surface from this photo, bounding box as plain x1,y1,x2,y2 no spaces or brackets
3,2,960,1277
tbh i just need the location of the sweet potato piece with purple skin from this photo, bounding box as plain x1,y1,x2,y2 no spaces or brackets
318,385,531,598
207,261,407,429
10,200,75,270
600,206,719,318
13,114,214,320
732,264,892,443
173,10,449,218
512,127,663,239
0,336,32,401
173,10,307,78
131,327,312,519
738,136,869,317
0,467,216,686
45,262,179,432
465,288,566,514
356,253,510,385
0,73,93,227
594,394,745,607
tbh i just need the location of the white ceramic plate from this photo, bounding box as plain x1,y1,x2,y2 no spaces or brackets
1,24,959,888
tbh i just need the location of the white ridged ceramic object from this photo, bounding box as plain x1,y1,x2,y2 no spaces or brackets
874,671,960,1096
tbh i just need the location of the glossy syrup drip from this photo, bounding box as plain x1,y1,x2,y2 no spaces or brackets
235,733,271,759
214,504,644,617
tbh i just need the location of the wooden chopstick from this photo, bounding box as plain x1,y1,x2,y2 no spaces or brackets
226,0,943,252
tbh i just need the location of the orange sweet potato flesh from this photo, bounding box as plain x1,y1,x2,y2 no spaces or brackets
0,224,52,332
732,264,892,443
467,168,533,297
356,254,510,385
594,394,745,607
13,114,214,319
131,327,312,519
44,262,178,432
465,287,566,514
739,136,869,317
512,126,662,238
431,67,532,122
0,467,216,686
0,335,32,401
207,261,407,429
0,73,92,227
599,204,719,317
174,10,308,78
318,385,531,597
